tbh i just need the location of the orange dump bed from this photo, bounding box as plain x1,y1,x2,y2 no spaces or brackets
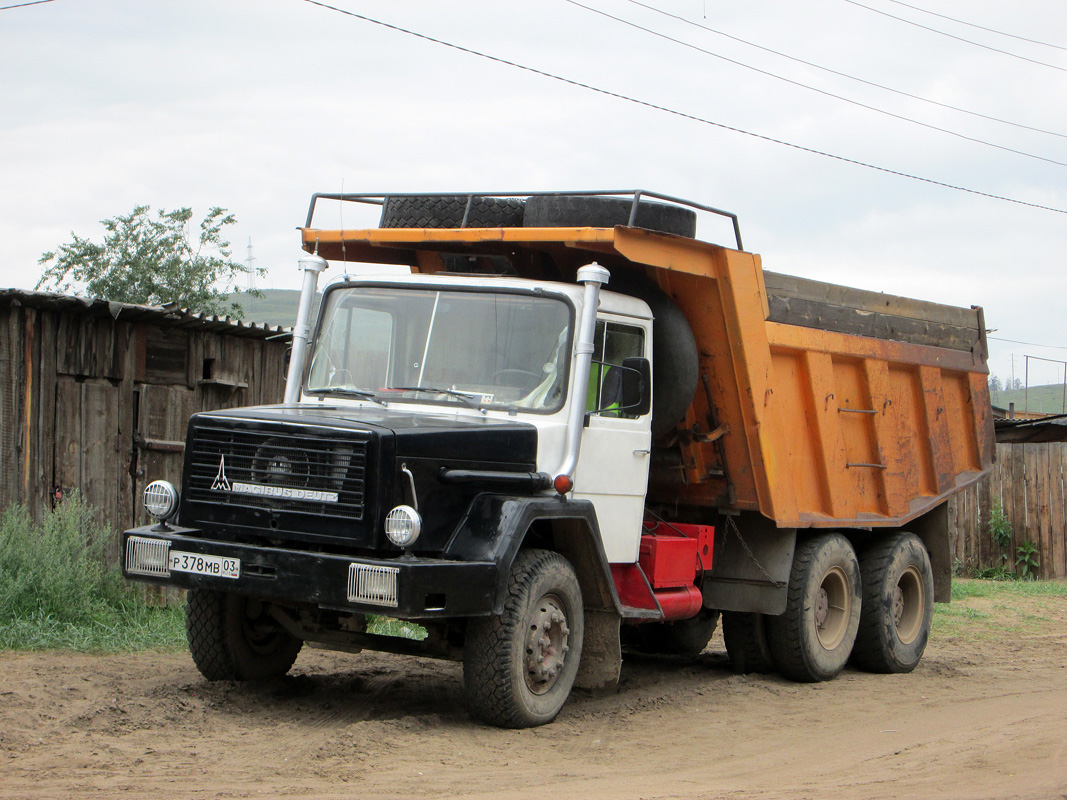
302,223,994,529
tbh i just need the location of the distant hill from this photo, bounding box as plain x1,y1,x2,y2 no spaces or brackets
231,289,313,328
992,383,1067,416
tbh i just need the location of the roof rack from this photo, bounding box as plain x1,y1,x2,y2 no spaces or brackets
303,190,743,250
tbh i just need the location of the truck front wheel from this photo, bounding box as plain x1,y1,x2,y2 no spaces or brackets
851,533,934,673
767,534,861,682
463,549,584,728
186,589,303,681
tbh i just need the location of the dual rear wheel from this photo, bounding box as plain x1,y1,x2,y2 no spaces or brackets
724,532,933,681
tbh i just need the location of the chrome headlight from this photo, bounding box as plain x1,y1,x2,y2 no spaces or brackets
143,480,179,521
384,504,422,547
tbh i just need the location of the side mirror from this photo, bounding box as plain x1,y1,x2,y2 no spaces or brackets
620,357,652,416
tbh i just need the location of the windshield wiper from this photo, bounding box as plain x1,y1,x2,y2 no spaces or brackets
388,386,484,410
320,386,388,406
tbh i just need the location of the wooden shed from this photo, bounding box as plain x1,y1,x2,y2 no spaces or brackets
0,290,291,565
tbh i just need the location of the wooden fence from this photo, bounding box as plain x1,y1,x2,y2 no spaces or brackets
948,442,1067,579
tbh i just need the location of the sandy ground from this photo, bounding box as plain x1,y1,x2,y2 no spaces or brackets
2,589,1066,800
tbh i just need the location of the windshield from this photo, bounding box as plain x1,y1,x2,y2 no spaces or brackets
306,285,572,412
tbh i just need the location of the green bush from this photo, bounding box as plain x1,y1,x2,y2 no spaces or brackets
1016,541,1040,581
971,565,1017,581
0,494,184,651
987,501,1012,550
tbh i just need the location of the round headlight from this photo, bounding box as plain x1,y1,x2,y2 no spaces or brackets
384,504,422,547
143,480,179,521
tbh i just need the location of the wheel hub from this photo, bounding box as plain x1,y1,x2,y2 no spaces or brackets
241,598,285,654
814,566,850,650
893,565,925,645
893,586,905,627
524,594,570,695
815,587,829,629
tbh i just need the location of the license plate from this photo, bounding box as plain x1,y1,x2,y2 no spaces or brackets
169,550,240,579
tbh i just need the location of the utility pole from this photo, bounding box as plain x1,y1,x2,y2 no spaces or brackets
245,238,256,292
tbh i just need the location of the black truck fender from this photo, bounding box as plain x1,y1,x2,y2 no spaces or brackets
444,493,624,690
444,494,621,616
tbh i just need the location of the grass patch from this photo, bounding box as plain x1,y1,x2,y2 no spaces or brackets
368,616,428,641
0,495,185,652
952,578,1067,600
935,578,1067,639
937,605,992,620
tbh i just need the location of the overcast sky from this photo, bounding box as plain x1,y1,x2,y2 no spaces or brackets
2,0,1065,386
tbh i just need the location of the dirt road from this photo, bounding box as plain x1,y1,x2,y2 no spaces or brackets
2,586,1066,800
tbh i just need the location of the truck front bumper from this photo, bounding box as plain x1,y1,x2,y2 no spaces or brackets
122,526,498,619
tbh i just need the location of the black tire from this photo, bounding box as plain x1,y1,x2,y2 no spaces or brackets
524,195,697,238
767,534,861,682
380,195,525,228
851,533,934,674
606,271,699,441
185,589,303,681
722,611,776,674
629,609,720,657
463,549,584,728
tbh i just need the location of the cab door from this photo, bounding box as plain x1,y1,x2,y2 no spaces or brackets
571,316,652,564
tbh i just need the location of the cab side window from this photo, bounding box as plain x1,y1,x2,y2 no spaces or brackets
587,320,645,419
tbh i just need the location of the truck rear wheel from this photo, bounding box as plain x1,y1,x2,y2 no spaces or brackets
463,549,584,728
186,589,303,681
767,534,861,682
722,611,775,673
851,533,934,673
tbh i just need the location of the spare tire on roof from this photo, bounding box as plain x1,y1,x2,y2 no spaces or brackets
380,195,525,228
524,194,697,238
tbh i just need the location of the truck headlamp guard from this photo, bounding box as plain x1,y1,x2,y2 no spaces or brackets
143,480,179,524
384,504,422,548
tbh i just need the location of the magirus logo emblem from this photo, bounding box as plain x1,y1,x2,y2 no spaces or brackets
211,455,232,491
210,453,338,503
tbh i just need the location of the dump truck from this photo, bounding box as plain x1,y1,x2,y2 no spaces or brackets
123,191,994,728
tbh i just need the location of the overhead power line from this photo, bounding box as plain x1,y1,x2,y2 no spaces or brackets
624,0,1066,140
842,0,1067,73
0,0,56,9
566,0,1067,167
299,0,1067,216
882,0,1067,53
990,336,1067,351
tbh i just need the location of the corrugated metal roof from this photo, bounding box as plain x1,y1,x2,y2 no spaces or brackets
995,414,1067,444
0,288,292,341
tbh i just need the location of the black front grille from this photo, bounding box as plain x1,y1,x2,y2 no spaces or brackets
186,424,369,521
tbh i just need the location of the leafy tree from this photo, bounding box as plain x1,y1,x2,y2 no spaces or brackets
988,375,1002,401
36,205,263,317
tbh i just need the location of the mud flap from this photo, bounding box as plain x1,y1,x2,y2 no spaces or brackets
701,515,795,616
574,608,621,690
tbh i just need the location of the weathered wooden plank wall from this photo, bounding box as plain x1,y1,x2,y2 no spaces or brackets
948,442,1067,579
0,298,289,572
